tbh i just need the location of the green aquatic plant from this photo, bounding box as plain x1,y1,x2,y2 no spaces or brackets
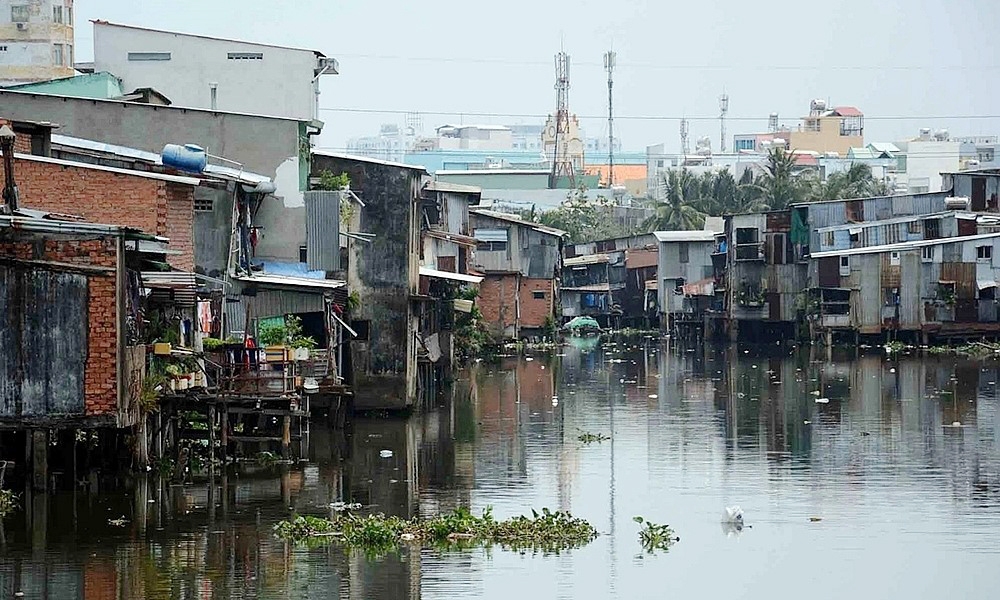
274,506,598,556
0,489,18,518
633,516,679,553
577,431,611,444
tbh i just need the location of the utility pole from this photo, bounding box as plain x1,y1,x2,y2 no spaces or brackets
0,124,18,214
604,49,616,188
550,50,575,189
680,118,690,156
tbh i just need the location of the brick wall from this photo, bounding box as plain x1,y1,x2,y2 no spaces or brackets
478,274,519,337
518,278,556,330
0,118,33,154
0,237,119,417
0,156,195,270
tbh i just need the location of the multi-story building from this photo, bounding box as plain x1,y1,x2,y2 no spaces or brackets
91,20,338,120
0,0,75,85
654,228,722,335
733,100,864,157
893,129,978,193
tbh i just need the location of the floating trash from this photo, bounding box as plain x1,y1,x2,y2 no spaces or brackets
379,450,393,458
815,398,830,404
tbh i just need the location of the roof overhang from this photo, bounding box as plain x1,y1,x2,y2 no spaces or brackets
419,266,483,284
234,273,346,291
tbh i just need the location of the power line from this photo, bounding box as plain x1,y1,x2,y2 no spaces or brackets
318,106,1000,122
330,53,1000,72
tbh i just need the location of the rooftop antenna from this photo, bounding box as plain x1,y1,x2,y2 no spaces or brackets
550,49,575,188
719,91,729,154
768,112,779,133
604,48,616,188
680,118,690,155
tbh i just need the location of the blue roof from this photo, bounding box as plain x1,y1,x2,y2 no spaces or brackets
258,261,326,279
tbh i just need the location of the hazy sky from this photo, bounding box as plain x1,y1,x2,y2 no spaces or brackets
76,0,1000,153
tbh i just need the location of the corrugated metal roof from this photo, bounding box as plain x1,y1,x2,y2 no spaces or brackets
234,274,346,290
563,283,611,292
832,106,863,117
418,267,483,284
815,211,970,233
469,208,567,238
0,214,148,238
426,229,478,247
869,142,901,155
625,248,658,269
142,272,197,289
811,231,1000,258
438,169,550,175
424,181,483,194
681,278,715,296
653,230,718,242
564,253,610,266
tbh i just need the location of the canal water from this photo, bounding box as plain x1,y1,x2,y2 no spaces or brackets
3,340,1000,599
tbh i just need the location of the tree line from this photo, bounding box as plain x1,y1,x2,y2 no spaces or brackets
533,148,890,241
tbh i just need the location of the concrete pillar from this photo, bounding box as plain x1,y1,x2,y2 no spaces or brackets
30,430,48,492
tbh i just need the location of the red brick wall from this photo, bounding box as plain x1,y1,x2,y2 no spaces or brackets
0,157,195,270
518,278,556,329
0,237,119,416
0,118,33,154
478,274,519,336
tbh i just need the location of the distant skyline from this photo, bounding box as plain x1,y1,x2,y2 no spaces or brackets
75,0,1000,153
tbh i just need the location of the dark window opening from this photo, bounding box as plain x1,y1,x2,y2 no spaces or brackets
228,52,264,60
924,218,941,240
350,320,370,341
299,245,308,263
194,196,214,212
532,290,546,300
477,241,507,252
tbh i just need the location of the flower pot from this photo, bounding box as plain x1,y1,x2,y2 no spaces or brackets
176,377,188,391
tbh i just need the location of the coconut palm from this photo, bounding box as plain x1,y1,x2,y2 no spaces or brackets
751,147,816,210
818,162,888,201
643,169,707,231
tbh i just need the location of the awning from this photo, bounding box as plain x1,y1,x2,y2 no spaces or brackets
142,271,197,289
978,279,998,290
234,273,346,291
425,229,479,247
419,266,483,284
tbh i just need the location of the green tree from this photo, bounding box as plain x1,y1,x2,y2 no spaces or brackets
538,185,634,243
818,162,888,201
642,169,707,231
750,147,817,210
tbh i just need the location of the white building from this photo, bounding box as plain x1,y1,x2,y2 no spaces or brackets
894,129,977,193
435,124,513,151
0,0,75,85
92,20,337,120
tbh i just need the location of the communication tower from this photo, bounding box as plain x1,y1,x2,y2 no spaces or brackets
719,92,729,153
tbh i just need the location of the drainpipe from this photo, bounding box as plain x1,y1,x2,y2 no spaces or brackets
0,124,18,214
209,82,218,111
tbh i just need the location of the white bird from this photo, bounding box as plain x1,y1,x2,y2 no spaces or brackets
724,506,744,526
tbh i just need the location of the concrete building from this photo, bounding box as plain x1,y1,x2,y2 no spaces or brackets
436,124,513,151
0,88,320,269
469,208,566,338
893,129,977,193
91,20,338,120
541,113,585,175
654,229,721,335
733,101,864,157
0,0,74,85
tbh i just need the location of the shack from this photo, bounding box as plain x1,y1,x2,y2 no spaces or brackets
469,208,565,339
654,228,720,337
0,214,157,489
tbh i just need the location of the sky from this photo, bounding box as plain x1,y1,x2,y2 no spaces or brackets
75,0,1000,154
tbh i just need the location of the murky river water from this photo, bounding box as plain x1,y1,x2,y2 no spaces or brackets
3,340,1000,599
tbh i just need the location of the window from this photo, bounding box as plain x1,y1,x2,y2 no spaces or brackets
849,229,860,243
822,231,834,247
908,220,921,234
925,218,941,240
734,227,761,261
839,255,850,276
977,245,992,261
194,195,214,212
67,44,72,66
0,46,7,52
128,52,172,61
52,5,63,23
66,5,72,25
350,320,370,341
678,242,689,263
921,246,934,262
474,228,508,252
532,291,546,300
11,5,29,22
890,251,901,266
228,52,264,60
52,44,63,66
299,245,308,263
656,160,664,168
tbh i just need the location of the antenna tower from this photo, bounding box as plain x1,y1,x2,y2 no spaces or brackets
550,50,575,188
680,118,690,155
604,49,616,188
718,92,729,153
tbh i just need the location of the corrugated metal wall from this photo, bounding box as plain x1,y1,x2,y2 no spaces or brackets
899,250,922,328
854,254,882,333
304,191,341,272
0,267,88,417
224,283,326,337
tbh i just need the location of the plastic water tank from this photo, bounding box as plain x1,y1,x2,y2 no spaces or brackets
162,144,208,173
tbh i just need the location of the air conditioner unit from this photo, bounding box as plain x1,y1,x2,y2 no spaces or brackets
16,23,27,31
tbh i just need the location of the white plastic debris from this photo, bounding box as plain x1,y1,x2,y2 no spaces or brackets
379,449,393,458
815,397,830,404
723,506,744,526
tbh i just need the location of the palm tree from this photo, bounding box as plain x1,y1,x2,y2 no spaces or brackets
819,162,888,201
749,147,817,210
643,169,706,231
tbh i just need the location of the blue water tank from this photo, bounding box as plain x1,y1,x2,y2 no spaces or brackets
161,143,208,173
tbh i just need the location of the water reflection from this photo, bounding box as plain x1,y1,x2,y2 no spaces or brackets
2,344,1000,599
